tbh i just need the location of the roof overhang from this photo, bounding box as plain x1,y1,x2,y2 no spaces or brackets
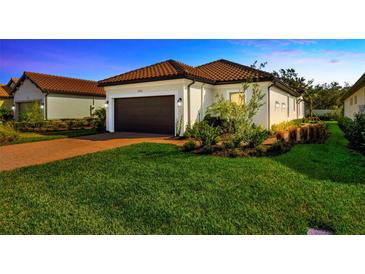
272,79,301,97
98,74,216,87
342,73,365,100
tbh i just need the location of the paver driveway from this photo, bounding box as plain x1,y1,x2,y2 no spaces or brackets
0,132,184,171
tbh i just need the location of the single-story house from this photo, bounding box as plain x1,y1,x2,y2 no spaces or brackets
99,59,304,136
13,72,106,120
0,78,18,109
343,73,365,118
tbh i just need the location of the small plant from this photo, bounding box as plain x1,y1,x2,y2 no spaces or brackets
228,148,241,158
181,140,196,152
0,124,19,144
267,140,291,156
255,144,268,156
0,107,13,122
184,121,221,147
93,107,106,131
19,101,44,123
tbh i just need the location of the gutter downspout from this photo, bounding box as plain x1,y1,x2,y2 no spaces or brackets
187,79,195,127
44,92,48,120
200,83,206,121
267,82,275,130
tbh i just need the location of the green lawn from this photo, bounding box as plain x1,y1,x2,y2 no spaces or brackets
0,122,364,234
1,128,98,146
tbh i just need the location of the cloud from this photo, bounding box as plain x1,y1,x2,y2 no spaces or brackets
329,59,341,64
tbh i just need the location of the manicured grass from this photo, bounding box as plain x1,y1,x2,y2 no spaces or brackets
0,122,364,234
1,129,98,146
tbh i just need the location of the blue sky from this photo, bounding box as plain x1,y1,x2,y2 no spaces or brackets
1,39,364,85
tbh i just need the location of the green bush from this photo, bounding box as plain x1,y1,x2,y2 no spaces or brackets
0,124,19,144
267,140,291,156
223,139,236,149
255,144,268,156
234,125,269,148
19,101,44,122
0,107,13,122
15,118,97,132
181,140,196,152
271,119,302,132
228,148,241,158
93,107,106,131
184,121,221,147
338,113,365,152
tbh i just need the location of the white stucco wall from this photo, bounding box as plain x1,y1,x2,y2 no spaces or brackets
105,78,302,134
212,82,270,129
104,79,186,134
14,78,44,103
344,86,365,118
13,78,45,119
269,86,300,127
47,94,105,119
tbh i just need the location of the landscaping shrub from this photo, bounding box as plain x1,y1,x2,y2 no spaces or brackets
254,144,269,156
184,121,221,147
228,148,241,158
0,124,19,144
271,119,302,132
181,140,197,152
15,118,97,132
266,140,291,156
223,138,236,149
93,107,106,131
235,125,269,148
0,107,13,122
338,113,365,152
19,101,44,122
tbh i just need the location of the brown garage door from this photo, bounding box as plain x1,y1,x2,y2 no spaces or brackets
114,96,175,135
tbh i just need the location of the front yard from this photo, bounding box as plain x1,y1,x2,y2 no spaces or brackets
0,122,364,234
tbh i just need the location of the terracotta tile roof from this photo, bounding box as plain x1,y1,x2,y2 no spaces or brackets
0,85,12,97
17,72,105,97
98,60,214,86
196,59,273,84
99,59,274,86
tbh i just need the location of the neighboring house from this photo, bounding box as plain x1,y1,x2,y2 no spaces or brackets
0,78,18,109
13,72,106,120
99,59,304,135
343,73,365,118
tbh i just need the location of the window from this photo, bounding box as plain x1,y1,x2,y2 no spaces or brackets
354,95,357,104
282,103,286,111
293,98,296,111
230,92,244,105
275,101,280,111
350,97,353,106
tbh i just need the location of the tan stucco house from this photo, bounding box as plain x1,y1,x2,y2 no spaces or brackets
343,73,365,118
0,78,18,109
99,59,305,135
13,72,106,120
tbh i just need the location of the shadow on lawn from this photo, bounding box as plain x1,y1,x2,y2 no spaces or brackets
271,122,365,185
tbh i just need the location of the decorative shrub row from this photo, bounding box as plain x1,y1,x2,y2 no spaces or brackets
275,123,329,144
14,117,97,132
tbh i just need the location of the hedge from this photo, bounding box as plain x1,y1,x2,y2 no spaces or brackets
14,117,97,132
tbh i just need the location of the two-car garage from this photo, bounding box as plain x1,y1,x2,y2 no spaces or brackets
114,95,175,135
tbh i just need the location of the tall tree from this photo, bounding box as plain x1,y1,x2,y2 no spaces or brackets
272,68,317,116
